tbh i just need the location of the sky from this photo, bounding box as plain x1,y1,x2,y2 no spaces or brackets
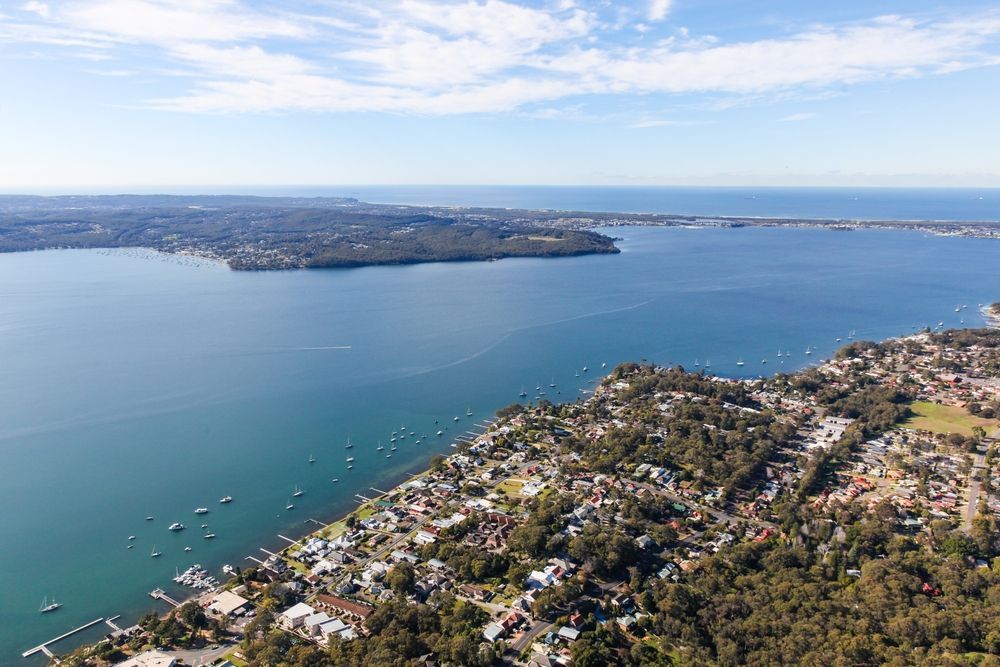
1,0,1000,189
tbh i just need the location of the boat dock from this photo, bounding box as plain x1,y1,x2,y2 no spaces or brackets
22,617,105,659
277,534,298,545
105,615,122,632
149,588,180,607
306,518,329,528
355,493,372,502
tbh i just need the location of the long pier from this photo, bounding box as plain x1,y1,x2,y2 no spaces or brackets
22,617,104,658
149,588,180,607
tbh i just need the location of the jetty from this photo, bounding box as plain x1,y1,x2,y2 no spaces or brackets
306,518,329,528
105,615,122,632
277,534,298,545
148,588,180,607
22,617,104,659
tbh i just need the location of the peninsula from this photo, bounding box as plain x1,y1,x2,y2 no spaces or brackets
2,195,997,271
55,327,1000,666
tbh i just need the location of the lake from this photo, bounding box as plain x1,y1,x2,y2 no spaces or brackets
1,224,998,663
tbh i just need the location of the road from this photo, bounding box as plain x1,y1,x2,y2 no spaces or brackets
165,642,235,666
507,619,557,658
963,448,987,532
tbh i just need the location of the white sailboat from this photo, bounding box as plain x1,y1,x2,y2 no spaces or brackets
39,596,62,613
292,485,304,497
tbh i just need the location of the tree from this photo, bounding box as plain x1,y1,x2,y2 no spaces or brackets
387,561,416,595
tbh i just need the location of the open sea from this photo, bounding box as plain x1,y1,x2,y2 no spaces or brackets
1,187,999,664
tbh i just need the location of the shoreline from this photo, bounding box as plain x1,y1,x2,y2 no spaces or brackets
25,307,1000,662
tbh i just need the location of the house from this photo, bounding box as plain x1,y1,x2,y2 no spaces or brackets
557,626,580,642
483,622,505,642
115,651,176,667
279,602,316,629
303,612,333,635
207,590,250,617
315,594,374,621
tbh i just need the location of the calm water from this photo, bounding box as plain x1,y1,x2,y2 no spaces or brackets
12,185,999,221
1,225,999,663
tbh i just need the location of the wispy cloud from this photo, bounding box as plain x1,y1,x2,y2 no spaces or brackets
2,2,999,118
648,0,672,22
781,112,815,122
629,118,709,128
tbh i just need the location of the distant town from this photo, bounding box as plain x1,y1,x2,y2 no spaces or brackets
54,319,1000,666
1,195,997,271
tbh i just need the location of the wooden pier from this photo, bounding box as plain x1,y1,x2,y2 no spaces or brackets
105,615,122,632
306,518,329,528
149,588,180,607
277,534,298,545
22,617,104,659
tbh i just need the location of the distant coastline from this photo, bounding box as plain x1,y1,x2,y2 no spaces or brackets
1,193,998,271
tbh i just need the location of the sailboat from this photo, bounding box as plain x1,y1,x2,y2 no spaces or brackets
694,359,700,367
150,546,162,558
549,378,556,387
293,485,304,498
346,456,355,463
345,438,353,449
308,454,316,463
39,597,62,613
805,346,813,355
519,387,527,397
466,407,473,416
736,358,745,367
285,500,294,510
376,440,384,451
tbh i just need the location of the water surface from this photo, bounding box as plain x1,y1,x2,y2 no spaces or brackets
1,226,998,663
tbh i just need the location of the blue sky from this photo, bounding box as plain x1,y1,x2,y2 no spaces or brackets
1,0,1000,188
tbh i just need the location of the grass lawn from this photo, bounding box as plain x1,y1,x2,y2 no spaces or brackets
223,652,248,667
496,479,524,496
321,519,349,540
901,401,998,437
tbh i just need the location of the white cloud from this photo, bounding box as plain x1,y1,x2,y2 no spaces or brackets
2,2,1000,118
781,112,815,122
21,1,50,18
648,0,672,22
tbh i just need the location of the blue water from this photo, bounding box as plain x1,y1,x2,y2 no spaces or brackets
0,224,998,663
34,185,999,222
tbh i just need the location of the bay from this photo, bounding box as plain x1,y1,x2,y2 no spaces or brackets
1,224,998,663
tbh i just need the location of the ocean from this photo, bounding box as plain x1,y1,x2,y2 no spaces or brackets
0,188,998,663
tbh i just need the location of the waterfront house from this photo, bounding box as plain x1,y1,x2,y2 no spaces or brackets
207,590,250,617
